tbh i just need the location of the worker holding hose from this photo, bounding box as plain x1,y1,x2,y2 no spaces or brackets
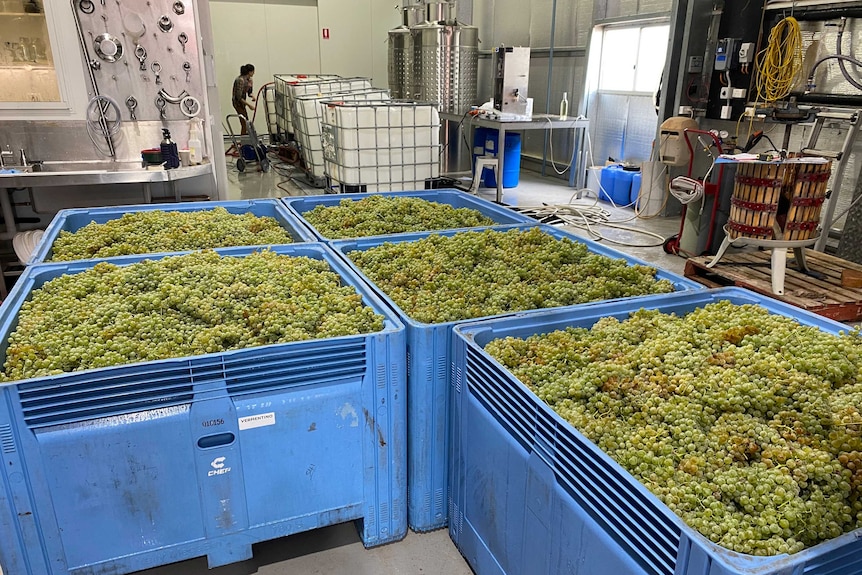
232,63,256,135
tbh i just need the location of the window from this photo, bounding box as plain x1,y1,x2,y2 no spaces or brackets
587,22,670,164
597,24,669,93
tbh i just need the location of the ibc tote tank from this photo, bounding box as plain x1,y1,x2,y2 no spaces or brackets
413,1,478,115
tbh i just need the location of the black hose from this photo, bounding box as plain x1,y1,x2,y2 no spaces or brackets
762,134,781,153
807,54,862,92
836,19,862,91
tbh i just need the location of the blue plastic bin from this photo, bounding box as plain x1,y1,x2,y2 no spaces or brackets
630,171,642,205
329,224,703,532
613,168,635,205
282,188,535,241
599,165,620,203
28,199,315,265
482,132,521,188
0,244,406,575
450,287,862,575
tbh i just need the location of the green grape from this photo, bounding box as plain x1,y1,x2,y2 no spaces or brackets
3,250,384,381
347,228,674,323
303,195,497,238
49,207,293,261
485,301,862,556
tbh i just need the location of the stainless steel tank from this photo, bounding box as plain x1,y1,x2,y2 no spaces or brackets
388,4,423,99
426,1,445,22
388,25,412,99
413,1,478,115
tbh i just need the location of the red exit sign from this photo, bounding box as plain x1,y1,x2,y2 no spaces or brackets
322,28,330,39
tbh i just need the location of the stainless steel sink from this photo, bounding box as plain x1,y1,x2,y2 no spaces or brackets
0,160,213,193
33,160,145,173
1,160,144,174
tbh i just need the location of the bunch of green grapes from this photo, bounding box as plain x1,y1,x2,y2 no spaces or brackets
485,300,862,556
347,227,674,323
49,207,294,261
303,195,497,238
4,250,384,381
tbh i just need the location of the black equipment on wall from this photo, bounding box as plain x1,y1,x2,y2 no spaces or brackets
702,0,764,120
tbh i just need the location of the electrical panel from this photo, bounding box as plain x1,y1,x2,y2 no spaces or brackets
714,37,739,71
680,0,764,120
738,42,755,64
688,56,704,73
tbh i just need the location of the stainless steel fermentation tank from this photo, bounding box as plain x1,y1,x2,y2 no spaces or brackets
387,1,478,115
387,29,411,99
415,3,478,114
387,4,423,99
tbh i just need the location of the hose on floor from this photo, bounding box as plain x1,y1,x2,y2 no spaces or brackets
515,197,670,248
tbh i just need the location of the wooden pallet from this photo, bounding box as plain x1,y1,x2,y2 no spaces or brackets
685,249,862,322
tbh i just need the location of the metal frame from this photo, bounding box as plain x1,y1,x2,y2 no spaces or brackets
806,108,862,251
450,113,590,202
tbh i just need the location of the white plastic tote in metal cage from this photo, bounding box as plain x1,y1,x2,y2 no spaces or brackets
285,77,372,135
321,100,441,193
273,74,341,140
293,89,391,185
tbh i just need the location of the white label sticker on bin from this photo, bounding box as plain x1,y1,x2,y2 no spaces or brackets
238,412,276,430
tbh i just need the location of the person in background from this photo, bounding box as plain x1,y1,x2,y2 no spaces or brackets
243,63,257,120
232,64,256,135
246,68,256,103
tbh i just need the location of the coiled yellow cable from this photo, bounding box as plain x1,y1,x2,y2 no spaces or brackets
755,16,804,102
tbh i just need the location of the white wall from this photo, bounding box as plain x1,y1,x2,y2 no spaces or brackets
209,0,399,136
210,0,322,134
317,1,372,78
371,0,402,89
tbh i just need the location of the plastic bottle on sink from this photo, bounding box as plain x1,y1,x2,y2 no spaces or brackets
188,119,203,165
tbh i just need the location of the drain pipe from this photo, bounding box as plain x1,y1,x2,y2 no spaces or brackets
542,0,558,177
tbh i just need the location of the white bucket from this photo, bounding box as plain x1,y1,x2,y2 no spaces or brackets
636,161,669,217
585,166,603,198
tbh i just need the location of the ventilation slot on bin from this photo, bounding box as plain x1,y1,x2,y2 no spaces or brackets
377,364,386,389
0,425,15,453
225,342,366,396
805,542,862,575
18,369,195,429
466,352,534,451
468,345,681,575
551,427,681,575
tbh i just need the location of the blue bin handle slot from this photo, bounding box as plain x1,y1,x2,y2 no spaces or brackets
197,432,235,449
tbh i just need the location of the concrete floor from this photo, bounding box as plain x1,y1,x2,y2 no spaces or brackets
136,157,689,575
223,157,688,278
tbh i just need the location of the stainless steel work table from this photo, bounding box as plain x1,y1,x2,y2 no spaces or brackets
0,162,213,237
442,112,590,202
0,161,212,199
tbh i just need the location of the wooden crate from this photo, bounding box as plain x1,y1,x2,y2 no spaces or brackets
685,249,862,322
